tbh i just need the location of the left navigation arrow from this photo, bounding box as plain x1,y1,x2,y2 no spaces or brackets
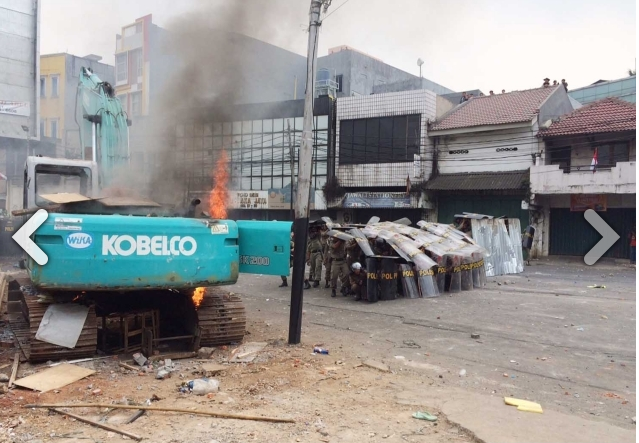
12,209,49,265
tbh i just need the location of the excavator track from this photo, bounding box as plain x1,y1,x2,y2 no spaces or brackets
195,288,246,347
7,276,98,362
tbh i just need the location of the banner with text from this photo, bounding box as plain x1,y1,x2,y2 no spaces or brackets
570,194,607,212
229,191,268,209
0,101,30,117
343,192,412,209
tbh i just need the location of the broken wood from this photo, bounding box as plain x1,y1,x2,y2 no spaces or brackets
8,353,19,388
118,362,139,372
124,409,146,424
25,403,295,423
148,351,196,362
49,408,142,441
12,205,59,217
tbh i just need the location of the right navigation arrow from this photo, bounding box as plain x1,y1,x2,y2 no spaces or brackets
584,209,620,265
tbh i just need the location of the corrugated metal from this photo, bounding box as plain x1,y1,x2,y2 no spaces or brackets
549,208,635,258
437,196,528,226
425,171,529,191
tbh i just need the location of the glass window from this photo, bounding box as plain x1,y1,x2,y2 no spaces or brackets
213,123,222,135
223,122,232,135
263,119,273,132
273,119,284,132
252,120,262,133
39,119,45,137
116,53,128,83
294,117,304,131
317,115,328,130
50,120,58,139
204,124,212,136
241,177,251,190
123,25,136,37
242,120,252,134
272,176,283,189
40,77,46,97
598,142,630,167
51,76,59,97
336,74,343,92
232,121,242,134
213,136,222,148
131,92,142,116
134,49,143,78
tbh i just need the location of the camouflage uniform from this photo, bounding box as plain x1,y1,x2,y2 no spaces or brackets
322,232,332,288
349,269,367,301
329,239,350,296
306,236,323,284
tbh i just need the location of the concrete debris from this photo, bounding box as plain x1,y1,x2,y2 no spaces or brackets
133,353,148,367
198,347,216,359
470,333,480,339
459,369,467,377
156,369,170,380
0,374,9,383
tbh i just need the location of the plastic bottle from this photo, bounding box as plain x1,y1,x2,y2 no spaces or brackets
188,378,220,395
313,347,329,355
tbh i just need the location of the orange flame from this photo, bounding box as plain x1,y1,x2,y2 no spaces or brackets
209,150,229,219
192,287,205,309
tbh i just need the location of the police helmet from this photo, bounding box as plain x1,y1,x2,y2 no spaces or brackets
351,262,362,271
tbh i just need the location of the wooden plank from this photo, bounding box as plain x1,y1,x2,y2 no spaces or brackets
8,353,19,388
50,409,142,441
13,363,95,392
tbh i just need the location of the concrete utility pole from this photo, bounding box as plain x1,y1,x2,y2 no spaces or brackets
289,0,328,345
286,119,294,221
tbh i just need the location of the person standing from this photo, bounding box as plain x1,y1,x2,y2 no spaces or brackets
280,230,295,287
306,228,323,288
329,237,350,297
321,227,332,288
629,228,636,264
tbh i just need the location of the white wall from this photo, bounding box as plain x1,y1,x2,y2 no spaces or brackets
436,125,538,174
335,89,437,187
0,0,40,140
530,162,636,195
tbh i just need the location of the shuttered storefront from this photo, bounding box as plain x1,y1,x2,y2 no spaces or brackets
437,195,528,226
549,208,635,258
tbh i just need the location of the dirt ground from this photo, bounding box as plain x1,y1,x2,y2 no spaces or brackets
0,317,476,443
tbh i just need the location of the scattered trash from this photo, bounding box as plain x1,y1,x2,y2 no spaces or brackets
587,285,606,289
200,363,227,374
458,369,467,377
576,327,584,331
573,393,580,398
188,378,220,395
470,333,480,339
133,353,148,367
0,374,9,383
91,389,102,396
313,347,329,355
394,356,405,360
197,347,216,359
503,373,508,377
510,360,517,364
504,397,543,414
632,416,636,424
156,369,170,380
510,375,516,379
14,363,95,393
412,411,437,421
600,315,608,319
402,340,420,348
362,360,390,373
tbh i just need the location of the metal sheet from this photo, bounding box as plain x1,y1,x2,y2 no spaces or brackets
366,257,379,303
35,304,90,349
399,264,420,299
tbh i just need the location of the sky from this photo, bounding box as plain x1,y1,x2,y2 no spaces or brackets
40,0,636,94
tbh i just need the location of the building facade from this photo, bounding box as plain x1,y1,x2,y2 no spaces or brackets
173,96,335,221
317,46,453,98
426,85,575,227
328,89,438,224
531,97,636,258
0,0,41,212
568,75,636,105
40,53,115,159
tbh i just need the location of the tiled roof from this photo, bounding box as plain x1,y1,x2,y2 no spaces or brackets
537,97,636,137
424,171,529,191
430,86,560,131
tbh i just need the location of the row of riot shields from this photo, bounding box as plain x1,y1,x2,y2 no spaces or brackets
325,220,488,301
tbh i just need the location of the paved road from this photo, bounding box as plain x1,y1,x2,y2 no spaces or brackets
233,257,636,436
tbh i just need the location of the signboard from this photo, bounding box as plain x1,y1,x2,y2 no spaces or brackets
570,194,607,212
0,101,30,117
228,191,268,209
268,187,318,210
343,192,412,209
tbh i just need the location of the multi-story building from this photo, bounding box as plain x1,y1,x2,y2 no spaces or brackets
531,97,636,258
173,96,334,221
568,75,636,105
317,45,454,98
0,0,45,213
40,53,115,159
426,84,575,226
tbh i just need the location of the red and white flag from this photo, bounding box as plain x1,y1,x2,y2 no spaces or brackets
0,172,7,180
590,148,598,173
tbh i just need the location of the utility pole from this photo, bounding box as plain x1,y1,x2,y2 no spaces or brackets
289,0,328,345
287,119,294,221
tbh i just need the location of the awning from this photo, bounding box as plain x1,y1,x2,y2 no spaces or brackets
424,171,529,192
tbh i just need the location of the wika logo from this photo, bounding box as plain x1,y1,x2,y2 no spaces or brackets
66,232,93,249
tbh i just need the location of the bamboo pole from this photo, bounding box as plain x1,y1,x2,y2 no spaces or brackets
24,403,295,424
8,353,19,388
50,408,142,441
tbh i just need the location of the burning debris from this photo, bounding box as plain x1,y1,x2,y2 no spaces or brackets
192,287,205,309
209,150,230,219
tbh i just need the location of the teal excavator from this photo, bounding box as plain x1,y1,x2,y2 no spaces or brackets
4,68,291,362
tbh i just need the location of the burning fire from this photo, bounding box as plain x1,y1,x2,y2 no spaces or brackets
192,287,205,309
209,150,229,219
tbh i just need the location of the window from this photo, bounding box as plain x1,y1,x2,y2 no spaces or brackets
336,74,343,92
50,120,58,139
35,166,91,207
51,75,59,97
116,53,128,83
40,77,46,97
135,22,143,33
116,94,127,113
133,49,143,78
123,25,136,37
597,142,630,168
131,92,141,116
39,120,45,137
339,115,421,164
